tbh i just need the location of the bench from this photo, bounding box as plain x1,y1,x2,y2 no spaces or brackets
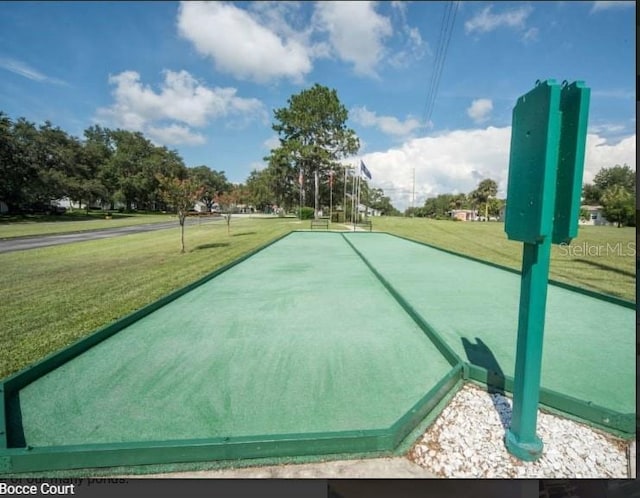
357,220,372,231
310,218,329,230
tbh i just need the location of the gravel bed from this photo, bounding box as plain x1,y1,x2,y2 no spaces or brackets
409,383,632,478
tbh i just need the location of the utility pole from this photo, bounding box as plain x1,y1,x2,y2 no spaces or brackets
411,168,416,217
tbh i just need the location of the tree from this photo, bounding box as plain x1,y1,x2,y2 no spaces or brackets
105,130,156,211
583,164,635,206
0,113,37,211
600,185,634,228
470,179,498,221
368,187,400,216
581,183,601,205
156,175,203,253
216,187,242,235
188,165,230,211
271,84,360,218
245,168,273,212
593,164,635,194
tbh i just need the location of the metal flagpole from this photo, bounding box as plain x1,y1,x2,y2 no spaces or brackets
343,167,347,224
299,168,303,220
351,168,356,228
329,170,333,223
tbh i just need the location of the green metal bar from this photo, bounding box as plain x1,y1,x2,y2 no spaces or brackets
505,239,552,460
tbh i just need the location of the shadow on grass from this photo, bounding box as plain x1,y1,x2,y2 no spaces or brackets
193,242,230,251
462,337,511,430
231,232,257,237
574,258,636,279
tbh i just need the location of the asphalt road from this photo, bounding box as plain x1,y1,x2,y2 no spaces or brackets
0,218,224,254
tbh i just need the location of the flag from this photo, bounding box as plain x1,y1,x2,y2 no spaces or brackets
329,170,334,187
298,169,303,186
360,160,372,180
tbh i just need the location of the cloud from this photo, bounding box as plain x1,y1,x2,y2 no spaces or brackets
312,1,392,76
522,27,539,43
591,88,635,100
590,1,635,13
354,126,635,212
583,134,636,183
0,57,67,86
466,99,493,124
263,135,281,151
96,69,264,146
177,1,314,83
465,5,533,34
351,106,423,138
146,124,206,146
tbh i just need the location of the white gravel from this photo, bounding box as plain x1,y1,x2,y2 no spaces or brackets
409,383,632,478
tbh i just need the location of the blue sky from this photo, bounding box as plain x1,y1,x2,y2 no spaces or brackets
0,1,635,210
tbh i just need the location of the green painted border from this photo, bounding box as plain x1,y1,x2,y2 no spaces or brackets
343,231,635,436
0,229,461,474
466,364,635,438
0,229,634,474
382,231,635,309
2,230,295,392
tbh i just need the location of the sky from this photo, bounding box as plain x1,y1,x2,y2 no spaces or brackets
0,1,635,211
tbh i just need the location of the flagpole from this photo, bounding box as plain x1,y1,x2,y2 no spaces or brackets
329,170,333,224
343,167,347,224
356,169,361,227
299,168,302,221
351,168,356,228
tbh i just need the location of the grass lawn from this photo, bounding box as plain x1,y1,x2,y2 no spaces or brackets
373,217,635,302
0,211,178,239
0,216,299,378
1,215,634,379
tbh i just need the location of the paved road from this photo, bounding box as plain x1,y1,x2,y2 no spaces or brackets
0,218,224,254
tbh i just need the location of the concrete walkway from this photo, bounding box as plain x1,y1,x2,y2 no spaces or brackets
119,457,438,478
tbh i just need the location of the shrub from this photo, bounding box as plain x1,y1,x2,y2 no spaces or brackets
297,207,315,220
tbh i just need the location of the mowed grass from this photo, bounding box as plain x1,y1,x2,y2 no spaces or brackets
373,217,635,302
0,217,299,378
0,212,177,239
1,215,634,379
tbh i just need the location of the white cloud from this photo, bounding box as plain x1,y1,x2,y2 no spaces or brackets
96,69,264,146
356,127,635,212
467,99,493,124
522,27,539,43
313,1,392,76
146,124,206,146
591,88,635,100
465,5,533,34
263,135,281,151
0,57,67,86
351,106,423,138
177,1,314,83
590,1,635,13
583,134,636,183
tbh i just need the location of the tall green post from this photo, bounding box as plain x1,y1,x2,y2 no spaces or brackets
504,80,590,461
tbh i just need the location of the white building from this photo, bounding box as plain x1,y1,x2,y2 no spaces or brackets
579,205,611,226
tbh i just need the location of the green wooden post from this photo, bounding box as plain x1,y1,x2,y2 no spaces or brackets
504,80,590,461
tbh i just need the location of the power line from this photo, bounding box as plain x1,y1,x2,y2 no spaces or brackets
422,1,459,128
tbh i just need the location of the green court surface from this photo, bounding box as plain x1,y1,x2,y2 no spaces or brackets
342,233,635,415
1,231,635,473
